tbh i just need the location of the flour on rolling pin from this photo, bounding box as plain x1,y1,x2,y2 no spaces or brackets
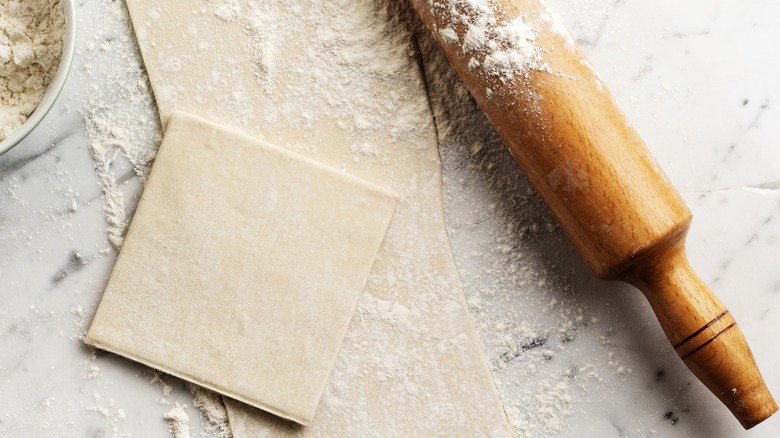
426,0,580,92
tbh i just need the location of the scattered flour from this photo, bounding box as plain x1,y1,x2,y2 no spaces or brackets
164,403,192,438
84,115,133,249
507,379,574,434
0,0,65,141
87,402,128,438
83,351,103,380
188,384,232,438
87,362,101,379
150,371,174,404
80,0,160,249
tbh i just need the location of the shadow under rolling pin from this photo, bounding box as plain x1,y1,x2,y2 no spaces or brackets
409,0,777,429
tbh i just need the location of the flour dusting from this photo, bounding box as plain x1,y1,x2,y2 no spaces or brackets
80,0,160,249
427,0,547,82
87,403,128,438
188,384,232,438
164,403,192,438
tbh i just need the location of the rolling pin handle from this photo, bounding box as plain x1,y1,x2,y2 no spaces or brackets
625,242,778,429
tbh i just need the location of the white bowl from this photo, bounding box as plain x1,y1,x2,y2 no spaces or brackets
0,0,76,156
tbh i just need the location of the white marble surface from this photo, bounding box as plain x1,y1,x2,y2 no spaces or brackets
1,0,778,436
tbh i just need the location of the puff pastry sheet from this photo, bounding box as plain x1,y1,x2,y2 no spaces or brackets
85,111,398,425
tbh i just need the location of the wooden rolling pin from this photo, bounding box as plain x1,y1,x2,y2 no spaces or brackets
409,0,777,429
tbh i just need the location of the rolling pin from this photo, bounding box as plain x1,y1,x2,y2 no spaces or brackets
409,0,777,429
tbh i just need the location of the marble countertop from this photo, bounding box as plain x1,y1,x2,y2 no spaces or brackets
1,0,778,436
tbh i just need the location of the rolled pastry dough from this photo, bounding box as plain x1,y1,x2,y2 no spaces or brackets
125,0,513,435
85,111,398,425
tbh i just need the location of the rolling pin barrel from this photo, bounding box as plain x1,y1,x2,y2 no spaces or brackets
410,0,777,428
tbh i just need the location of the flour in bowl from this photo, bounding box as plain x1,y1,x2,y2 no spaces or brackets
0,0,65,141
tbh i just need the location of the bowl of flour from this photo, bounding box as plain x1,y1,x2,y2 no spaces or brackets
0,0,75,156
